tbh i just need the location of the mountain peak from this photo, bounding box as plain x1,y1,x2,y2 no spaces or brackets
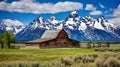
48,16,59,24
64,10,79,22
70,10,78,15
38,16,44,20
37,16,45,23
1,19,25,34
16,12,120,41
98,16,105,21
49,16,56,21
67,10,79,18
1,19,24,27
97,15,108,23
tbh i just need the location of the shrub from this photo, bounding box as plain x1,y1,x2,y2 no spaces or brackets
74,55,82,63
18,63,25,67
88,57,95,62
94,57,105,67
32,63,39,67
0,53,120,67
92,54,98,58
7,64,12,67
60,58,72,66
94,48,106,52
117,54,120,60
74,54,96,64
103,57,120,67
95,48,120,52
88,63,96,67
82,56,91,63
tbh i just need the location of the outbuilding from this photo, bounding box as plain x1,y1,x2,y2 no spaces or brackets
25,29,80,49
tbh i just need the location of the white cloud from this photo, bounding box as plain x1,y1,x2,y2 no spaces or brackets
113,5,120,17
108,17,120,24
99,3,105,8
108,4,120,24
85,4,96,11
2,19,24,26
0,0,83,14
90,10,102,15
85,4,102,15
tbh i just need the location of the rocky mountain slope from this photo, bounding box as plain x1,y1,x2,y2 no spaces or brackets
15,10,120,41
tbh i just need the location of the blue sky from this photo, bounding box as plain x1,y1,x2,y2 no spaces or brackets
0,0,120,25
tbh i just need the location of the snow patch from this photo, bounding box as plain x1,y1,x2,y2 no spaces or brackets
94,20,105,30
78,22,87,30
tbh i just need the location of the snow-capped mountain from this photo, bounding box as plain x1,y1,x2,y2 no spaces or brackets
63,10,120,41
16,16,62,40
16,10,120,41
0,19,25,34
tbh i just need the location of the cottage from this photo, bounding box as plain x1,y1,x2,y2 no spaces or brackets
25,29,80,49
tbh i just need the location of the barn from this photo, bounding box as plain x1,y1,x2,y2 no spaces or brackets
25,29,80,49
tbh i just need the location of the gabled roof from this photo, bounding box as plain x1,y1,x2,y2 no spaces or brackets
26,29,79,44
26,29,62,43
41,29,62,38
26,38,54,44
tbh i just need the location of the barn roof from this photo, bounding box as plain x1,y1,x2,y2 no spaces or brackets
41,29,62,38
26,38,54,44
26,29,62,43
26,29,80,44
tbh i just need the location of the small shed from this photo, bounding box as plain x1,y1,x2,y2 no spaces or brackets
25,29,80,49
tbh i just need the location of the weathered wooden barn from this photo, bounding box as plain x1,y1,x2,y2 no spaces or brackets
25,29,80,49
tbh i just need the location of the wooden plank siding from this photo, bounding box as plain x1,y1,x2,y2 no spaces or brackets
26,29,80,49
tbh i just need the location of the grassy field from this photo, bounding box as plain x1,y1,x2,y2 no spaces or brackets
0,48,96,62
0,48,95,55
0,44,120,67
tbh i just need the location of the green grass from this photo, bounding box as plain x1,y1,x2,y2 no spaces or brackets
0,54,57,62
0,48,95,55
0,44,119,63
0,52,120,67
0,48,95,62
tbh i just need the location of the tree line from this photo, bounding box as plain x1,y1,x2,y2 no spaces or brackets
0,31,16,49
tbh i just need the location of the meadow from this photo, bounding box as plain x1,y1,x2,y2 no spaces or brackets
0,44,120,67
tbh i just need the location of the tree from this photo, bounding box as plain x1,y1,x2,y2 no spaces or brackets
4,31,16,48
0,34,4,49
0,31,16,49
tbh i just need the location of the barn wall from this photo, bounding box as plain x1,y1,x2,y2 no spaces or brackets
26,44,40,49
56,38,68,47
26,40,80,49
39,40,56,48
25,29,80,49
39,39,80,48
